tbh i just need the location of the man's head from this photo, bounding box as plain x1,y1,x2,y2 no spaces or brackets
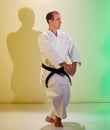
46,11,62,30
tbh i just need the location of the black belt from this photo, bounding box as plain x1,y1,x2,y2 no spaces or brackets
42,63,72,88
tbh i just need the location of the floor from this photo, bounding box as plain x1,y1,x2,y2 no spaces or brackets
0,103,110,130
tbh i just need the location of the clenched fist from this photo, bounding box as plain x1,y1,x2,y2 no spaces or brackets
59,62,77,76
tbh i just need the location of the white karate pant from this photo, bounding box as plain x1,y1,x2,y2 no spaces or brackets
44,73,70,119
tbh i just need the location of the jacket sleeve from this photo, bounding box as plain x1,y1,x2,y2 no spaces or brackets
67,36,81,67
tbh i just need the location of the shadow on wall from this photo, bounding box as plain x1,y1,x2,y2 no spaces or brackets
7,7,46,102
40,122,86,130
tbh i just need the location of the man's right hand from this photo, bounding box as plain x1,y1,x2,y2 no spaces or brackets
59,62,76,76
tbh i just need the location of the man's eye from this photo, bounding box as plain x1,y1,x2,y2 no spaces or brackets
57,18,61,21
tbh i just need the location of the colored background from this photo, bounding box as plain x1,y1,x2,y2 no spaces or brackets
0,0,110,103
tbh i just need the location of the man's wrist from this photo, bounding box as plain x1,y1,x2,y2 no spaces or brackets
72,62,77,66
59,62,67,67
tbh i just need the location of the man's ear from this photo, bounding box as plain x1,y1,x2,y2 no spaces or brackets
48,19,54,24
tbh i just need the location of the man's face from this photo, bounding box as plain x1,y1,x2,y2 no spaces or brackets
50,13,62,30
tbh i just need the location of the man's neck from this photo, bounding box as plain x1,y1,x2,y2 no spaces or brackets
48,28,58,36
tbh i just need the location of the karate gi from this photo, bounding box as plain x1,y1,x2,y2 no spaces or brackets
38,30,81,119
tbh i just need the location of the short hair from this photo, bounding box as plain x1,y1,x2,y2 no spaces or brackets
46,11,59,24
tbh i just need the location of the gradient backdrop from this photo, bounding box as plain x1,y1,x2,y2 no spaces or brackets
0,0,110,103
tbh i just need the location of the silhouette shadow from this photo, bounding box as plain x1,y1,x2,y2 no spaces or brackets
7,7,45,102
40,122,86,130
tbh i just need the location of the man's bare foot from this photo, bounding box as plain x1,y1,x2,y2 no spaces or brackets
54,116,63,127
45,116,55,123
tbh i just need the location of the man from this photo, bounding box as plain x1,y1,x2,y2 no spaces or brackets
38,11,81,127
